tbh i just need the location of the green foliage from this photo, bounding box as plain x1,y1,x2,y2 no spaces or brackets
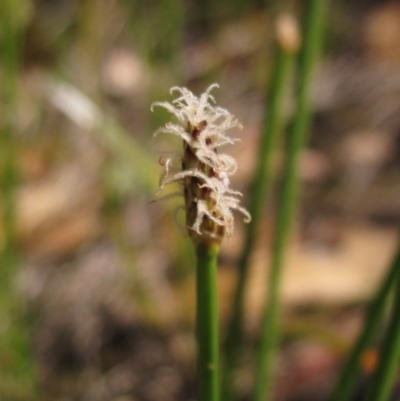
223,13,298,401
329,249,400,401
253,2,329,401
0,1,38,399
365,250,400,401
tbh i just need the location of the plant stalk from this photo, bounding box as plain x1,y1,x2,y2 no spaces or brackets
253,2,328,401
329,244,400,401
0,0,19,268
196,243,220,401
223,15,298,401
0,2,38,397
366,244,400,401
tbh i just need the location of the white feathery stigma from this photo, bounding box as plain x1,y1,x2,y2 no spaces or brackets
151,84,251,241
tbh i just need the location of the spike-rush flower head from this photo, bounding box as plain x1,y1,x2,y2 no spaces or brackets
151,84,251,245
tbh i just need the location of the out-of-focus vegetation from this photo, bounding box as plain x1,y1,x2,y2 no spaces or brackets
0,0,399,400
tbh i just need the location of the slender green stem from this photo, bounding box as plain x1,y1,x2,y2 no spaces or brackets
223,15,298,401
196,243,220,401
253,2,328,401
329,244,400,401
365,244,400,401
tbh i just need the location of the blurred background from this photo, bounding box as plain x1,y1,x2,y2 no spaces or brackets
0,0,399,400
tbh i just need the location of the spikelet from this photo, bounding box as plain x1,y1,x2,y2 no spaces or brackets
152,84,250,245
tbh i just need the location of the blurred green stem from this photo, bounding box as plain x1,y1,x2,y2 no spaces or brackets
253,2,328,401
0,1,37,398
329,244,400,401
223,14,298,401
0,1,19,267
365,244,400,401
196,243,220,401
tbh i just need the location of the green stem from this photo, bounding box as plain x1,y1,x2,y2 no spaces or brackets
0,2,37,398
196,243,220,401
329,245,400,401
366,244,400,401
0,1,20,266
253,2,328,401
223,15,298,401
